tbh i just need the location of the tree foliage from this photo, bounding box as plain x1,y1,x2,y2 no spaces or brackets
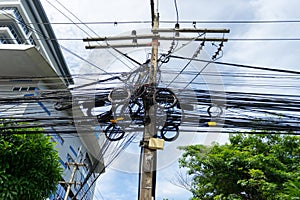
0,125,62,200
285,179,300,200
179,133,300,200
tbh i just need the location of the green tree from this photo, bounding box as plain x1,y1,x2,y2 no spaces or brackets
0,124,62,200
285,179,300,199
179,133,300,200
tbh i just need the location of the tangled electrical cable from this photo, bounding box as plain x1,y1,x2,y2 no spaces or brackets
1,72,300,133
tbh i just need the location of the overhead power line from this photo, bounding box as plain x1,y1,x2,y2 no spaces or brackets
169,55,300,75
21,19,300,25
3,36,300,42
2,88,300,131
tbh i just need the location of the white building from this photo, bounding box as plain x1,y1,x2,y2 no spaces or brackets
0,1,103,199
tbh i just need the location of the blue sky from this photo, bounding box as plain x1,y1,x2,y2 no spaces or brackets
41,0,300,199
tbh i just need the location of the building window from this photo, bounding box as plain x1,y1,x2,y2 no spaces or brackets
20,87,28,92
59,158,67,169
28,87,36,91
50,128,64,145
3,24,22,44
0,35,10,44
11,86,36,92
0,7,30,34
12,87,20,91
52,134,64,145
29,35,36,45
69,145,78,157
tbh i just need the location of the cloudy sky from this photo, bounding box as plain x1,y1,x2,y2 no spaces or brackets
40,0,300,199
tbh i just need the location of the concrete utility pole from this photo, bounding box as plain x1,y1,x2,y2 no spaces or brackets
138,2,159,199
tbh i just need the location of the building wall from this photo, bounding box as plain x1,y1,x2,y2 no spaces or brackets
0,0,73,86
